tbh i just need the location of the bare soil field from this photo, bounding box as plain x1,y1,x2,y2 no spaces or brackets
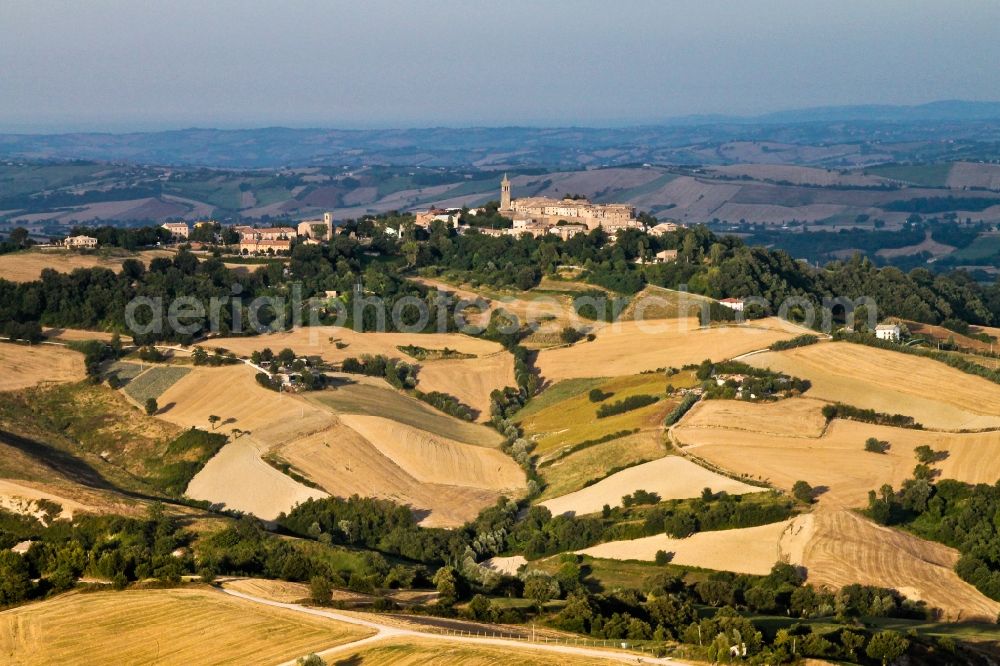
801,510,1000,622
747,342,1000,430
539,455,764,517
0,344,83,391
535,317,803,381
674,401,1000,509
0,588,372,665
577,517,801,575
0,249,173,282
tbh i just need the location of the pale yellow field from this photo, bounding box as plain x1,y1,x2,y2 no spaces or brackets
156,364,336,442
339,415,524,492
159,365,523,526
535,317,804,380
212,326,505,365
0,344,83,391
415,352,515,421
678,397,829,437
746,342,1000,430
329,637,622,666
0,588,372,666
0,249,173,282
0,480,93,521
675,402,1000,509
42,327,119,343
539,455,764,517
275,419,520,527
802,510,1000,622
577,517,804,575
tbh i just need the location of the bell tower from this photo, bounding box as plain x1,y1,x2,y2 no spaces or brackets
500,173,511,211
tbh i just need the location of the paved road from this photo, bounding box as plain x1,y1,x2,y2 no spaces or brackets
220,587,686,666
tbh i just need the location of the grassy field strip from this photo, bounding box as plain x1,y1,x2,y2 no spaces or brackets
222,587,682,665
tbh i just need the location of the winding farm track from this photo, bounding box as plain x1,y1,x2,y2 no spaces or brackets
220,587,682,665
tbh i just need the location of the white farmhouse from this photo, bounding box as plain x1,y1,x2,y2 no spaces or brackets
875,323,901,342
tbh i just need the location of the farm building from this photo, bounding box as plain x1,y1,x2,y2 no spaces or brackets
161,222,190,240
719,297,745,312
875,323,902,342
64,235,98,249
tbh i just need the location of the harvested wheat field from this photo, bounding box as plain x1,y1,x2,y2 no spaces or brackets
578,517,805,575
186,436,325,519
0,588,372,666
42,327,119,343
414,352,515,422
535,317,804,381
309,377,503,446
0,344,83,391
678,397,829,438
212,326,504,365
802,509,1000,622
339,415,524,491
156,364,335,442
325,637,625,666
675,401,1000,508
0,249,173,282
746,342,1000,430
273,416,523,527
222,578,310,604
540,456,764,517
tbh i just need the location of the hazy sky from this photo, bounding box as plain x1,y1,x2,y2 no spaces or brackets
3,0,1000,132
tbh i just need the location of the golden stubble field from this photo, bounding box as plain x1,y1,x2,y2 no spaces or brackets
154,364,524,525
0,588,372,665
0,344,83,391
0,249,174,282
672,396,1000,620
535,317,805,381
746,342,1000,430
211,326,514,421
674,398,1000,509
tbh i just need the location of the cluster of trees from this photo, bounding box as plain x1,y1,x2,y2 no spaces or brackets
770,334,820,351
696,359,811,402
412,389,474,421
67,224,172,250
663,393,699,426
821,402,921,429
340,354,417,390
866,473,1000,601
0,227,32,255
192,346,239,366
595,394,659,418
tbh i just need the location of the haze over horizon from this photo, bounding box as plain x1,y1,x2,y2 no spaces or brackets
3,0,1000,133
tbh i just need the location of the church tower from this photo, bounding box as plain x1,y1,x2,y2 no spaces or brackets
500,173,511,211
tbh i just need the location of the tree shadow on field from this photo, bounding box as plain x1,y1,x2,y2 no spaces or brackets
334,657,363,666
810,485,830,500
222,417,237,427
157,401,176,414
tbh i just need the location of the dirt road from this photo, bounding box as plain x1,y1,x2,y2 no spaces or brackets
220,586,683,665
